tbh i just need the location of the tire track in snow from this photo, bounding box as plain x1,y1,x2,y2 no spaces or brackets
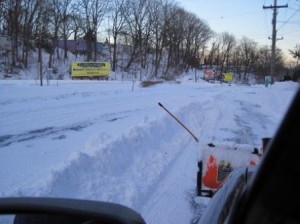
191,89,276,146
232,100,275,144
0,110,133,147
140,138,199,224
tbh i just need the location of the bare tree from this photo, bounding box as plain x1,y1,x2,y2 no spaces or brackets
289,44,300,81
122,0,150,71
289,44,300,64
68,3,85,58
238,37,258,81
206,35,220,67
182,13,212,71
0,1,6,32
81,0,109,61
148,0,165,78
218,32,236,75
253,45,271,82
162,4,186,77
5,0,23,66
110,0,126,72
58,0,73,60
139,0,155,71
21,0,40,68
31,0,52,85
232,44,243,77
46,0,76,62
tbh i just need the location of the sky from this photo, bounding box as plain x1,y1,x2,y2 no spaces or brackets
177,0,300,63
0,70,299,223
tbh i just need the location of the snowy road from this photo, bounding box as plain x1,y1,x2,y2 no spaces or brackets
0,79,297,224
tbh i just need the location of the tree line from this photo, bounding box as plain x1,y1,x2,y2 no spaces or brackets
0,0,299,81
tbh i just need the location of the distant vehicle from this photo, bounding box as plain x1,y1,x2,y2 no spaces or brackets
70,62,111,80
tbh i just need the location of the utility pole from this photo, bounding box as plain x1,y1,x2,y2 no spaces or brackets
263,0,288,84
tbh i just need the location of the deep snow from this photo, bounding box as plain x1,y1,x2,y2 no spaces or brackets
0,76,299,224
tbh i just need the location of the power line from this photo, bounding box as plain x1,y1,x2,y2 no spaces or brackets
278,7,300,30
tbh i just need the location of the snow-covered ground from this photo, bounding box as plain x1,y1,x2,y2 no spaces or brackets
0,75,298,224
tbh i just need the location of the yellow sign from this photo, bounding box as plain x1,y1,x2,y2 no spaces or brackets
71,62,111,78
223,72,233,82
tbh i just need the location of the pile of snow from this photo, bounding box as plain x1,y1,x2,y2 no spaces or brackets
0,77,298,224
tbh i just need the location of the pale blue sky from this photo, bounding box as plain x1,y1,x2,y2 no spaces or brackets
177,0,300,63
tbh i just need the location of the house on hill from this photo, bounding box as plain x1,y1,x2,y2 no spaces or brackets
0,35,12,51
57,39,105,55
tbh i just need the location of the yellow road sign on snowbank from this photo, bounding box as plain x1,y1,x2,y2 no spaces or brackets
71,62,111,79
223,72,233,82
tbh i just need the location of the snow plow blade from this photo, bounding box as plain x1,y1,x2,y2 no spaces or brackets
197,141,263,197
